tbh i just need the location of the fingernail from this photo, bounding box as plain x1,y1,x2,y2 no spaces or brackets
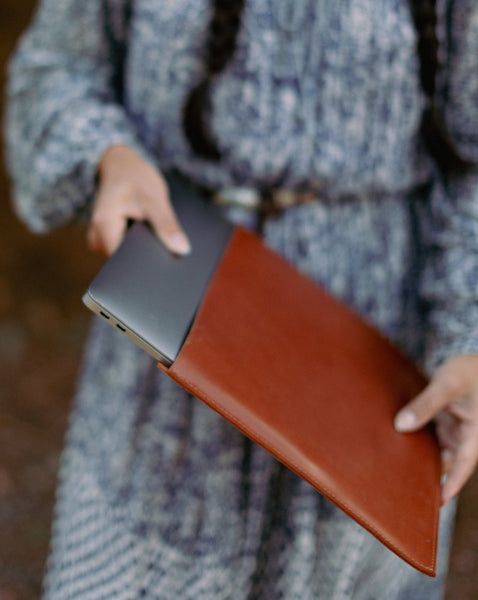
441,488,452,506
394,410,417,432
166,233,191,256
441,449,454,475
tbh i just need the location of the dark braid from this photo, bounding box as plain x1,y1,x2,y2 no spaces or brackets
409,0,473,175
182,0,245,160
183,0,473,174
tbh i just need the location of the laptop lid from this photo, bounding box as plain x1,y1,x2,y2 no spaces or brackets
82,173,233,366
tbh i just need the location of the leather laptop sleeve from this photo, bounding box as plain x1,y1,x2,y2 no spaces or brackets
158,226,441,577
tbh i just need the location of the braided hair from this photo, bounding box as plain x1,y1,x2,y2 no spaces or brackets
182,0,244,160
183,0,471,175
409,0,472,174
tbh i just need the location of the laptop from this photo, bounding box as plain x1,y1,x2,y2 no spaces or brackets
82,173,233,366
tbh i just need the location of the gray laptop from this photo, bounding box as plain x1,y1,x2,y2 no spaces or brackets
82,173,233,366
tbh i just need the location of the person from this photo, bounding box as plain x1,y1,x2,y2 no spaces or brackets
4,0,478,598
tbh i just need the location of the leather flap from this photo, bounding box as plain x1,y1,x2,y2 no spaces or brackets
164,227,441,576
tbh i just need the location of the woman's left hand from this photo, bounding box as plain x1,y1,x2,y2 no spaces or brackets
394,354,478,505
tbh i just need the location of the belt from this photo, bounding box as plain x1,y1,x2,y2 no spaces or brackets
212,186,318,231
213,186,316,213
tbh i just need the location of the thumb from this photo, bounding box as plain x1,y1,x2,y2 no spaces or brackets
142,179,191,256
394,371,462,433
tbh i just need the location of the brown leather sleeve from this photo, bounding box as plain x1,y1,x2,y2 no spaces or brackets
159,227,441,577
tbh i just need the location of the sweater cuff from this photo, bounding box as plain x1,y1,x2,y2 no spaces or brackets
423,317,478,375
12,106,156,234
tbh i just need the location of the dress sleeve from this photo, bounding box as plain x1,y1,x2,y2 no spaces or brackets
419,0,478,374
4,0,152,233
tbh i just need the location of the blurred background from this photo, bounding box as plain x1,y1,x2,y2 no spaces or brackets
0,1,478,598
0,2,104,598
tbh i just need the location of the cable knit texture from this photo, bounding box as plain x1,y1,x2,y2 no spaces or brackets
4,1,478,598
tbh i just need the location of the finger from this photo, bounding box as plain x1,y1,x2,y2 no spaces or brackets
441,449,454,477
100,216,128,256
441,425,478,504
87,216,126,256
143,180,191,256
86,224,105,255
394,369,464,432
88,207,136,257
89,184,149,256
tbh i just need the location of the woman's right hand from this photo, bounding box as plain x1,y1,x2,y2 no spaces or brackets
87,145,191,257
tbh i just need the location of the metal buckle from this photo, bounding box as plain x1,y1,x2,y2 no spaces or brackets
213,187,317,211
212,187,262,210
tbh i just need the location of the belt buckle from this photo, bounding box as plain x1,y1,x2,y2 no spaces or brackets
212,187,261,210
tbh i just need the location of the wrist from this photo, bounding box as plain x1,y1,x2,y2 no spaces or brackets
98,144,139,179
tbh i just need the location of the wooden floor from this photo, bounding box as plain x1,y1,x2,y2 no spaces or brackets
0,1,477,598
